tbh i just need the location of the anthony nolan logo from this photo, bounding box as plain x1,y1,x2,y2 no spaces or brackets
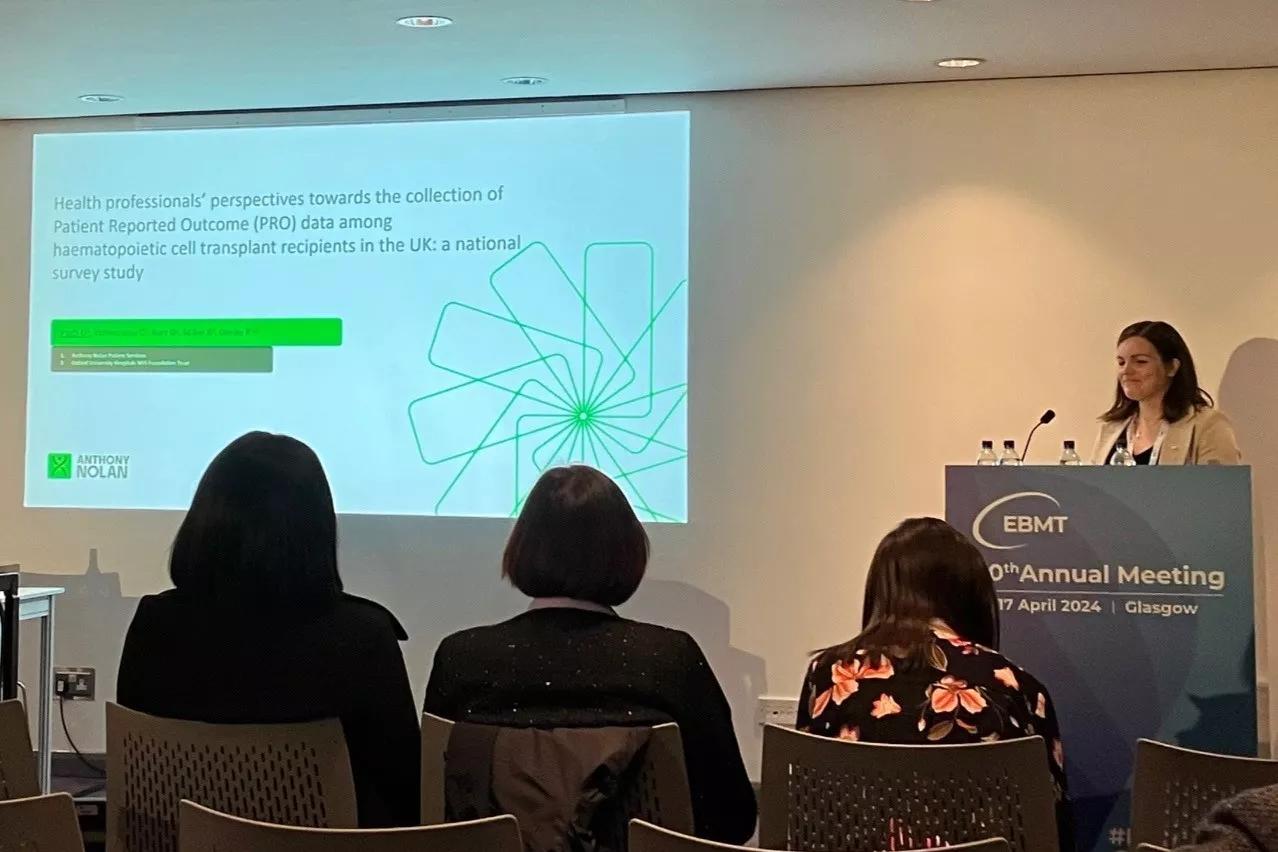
971,491,1069,551
47,452,130,481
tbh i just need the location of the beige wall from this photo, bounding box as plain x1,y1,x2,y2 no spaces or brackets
2,69,1276,769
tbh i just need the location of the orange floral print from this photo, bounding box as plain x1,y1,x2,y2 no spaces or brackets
931,623,978,653
928,676,987,714
871,694,902,719
810,684,831,718
828,656,896,707
858,657,895,679
795,627,1068,807
993,667,1019,690
831,660,860,705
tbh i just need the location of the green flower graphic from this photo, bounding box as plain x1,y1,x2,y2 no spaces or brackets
408,241,687,521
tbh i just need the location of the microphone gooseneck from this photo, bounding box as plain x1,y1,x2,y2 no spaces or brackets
1020,409,1057,462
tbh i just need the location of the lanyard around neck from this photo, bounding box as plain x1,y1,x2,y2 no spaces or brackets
1124,416,1168,464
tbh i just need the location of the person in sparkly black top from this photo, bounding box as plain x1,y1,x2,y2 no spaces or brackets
423,465,757,844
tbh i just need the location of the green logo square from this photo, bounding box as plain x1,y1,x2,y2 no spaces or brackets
47,453,72,479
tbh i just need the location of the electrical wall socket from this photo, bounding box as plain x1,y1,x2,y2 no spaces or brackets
54,667,96,701
756,696,798,729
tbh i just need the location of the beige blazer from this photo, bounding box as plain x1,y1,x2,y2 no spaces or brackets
1090,407,1242,465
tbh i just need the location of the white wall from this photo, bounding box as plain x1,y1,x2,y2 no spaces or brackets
3,69,1277,773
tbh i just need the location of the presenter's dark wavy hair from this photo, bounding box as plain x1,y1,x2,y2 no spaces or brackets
170,431,342,610
1102,320,1213,423
503,465,649,607
817,518,998,670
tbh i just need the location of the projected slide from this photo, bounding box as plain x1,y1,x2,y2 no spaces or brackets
25,111,689,520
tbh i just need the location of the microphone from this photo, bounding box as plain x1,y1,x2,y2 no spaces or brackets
1021,409,1056,462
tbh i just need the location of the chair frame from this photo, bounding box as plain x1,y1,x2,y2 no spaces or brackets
1131,738,1278,848
179,800,522,852
629,819,1012,852
107,702,358,852
0,697,39,800
0,791,86,852
760,725,1057,852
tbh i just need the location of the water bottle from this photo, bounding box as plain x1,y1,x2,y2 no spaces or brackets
998,440,1022,466
1059,440,1081,466
976,440,998,466
1110,444,1136,466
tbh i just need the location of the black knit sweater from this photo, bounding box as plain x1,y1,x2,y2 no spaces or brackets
1182,784,1278,852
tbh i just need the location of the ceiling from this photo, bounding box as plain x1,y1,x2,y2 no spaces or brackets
4,0,1277,120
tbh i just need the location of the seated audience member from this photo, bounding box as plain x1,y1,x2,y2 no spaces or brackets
117,432,420,827
796,517,1071,845
1174,783,1278,852
423,465,757,844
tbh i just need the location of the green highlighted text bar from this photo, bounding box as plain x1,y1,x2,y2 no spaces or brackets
51,318,342,348
53,347,273,373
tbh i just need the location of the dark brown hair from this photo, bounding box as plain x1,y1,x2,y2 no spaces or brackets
171,432,342,611
502,465,649,607
818,518,998,670
1101,320,1213,423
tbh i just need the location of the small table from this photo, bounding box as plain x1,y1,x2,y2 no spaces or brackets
11,587,63,792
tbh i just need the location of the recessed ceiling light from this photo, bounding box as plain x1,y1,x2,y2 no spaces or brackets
936,57,985,69
396,15,453,28
79,94,123,103
502,76,548,86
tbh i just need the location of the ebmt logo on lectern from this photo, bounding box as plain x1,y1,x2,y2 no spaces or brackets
46,452,130,481
972,491,1069,551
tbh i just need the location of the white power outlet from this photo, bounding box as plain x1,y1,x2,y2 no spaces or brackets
756,696,798,729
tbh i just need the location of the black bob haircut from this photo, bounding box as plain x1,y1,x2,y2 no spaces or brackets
503,465,649,607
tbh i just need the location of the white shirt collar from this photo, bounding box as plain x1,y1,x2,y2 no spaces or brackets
526,596,616,615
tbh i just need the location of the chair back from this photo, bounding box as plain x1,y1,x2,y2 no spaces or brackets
179,801,521,852
0,698,39,800
630,820,757,852
420,713,694,834
419,712,452,824
0,792,87,852
106,702,358,852
760,725,1057,852
629,820,1011,852
1131,738,1278,848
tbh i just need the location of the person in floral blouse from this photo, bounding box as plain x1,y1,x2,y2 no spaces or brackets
796,517,1072,848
